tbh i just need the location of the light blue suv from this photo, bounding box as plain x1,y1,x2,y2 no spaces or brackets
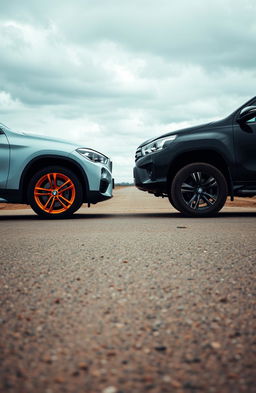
0,123,113,218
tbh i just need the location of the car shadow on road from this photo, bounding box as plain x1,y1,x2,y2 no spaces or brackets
75,211,256,219
0,211,256,221
0,213,114,221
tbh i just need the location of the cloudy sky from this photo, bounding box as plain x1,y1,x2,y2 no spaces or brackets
1,0,256,182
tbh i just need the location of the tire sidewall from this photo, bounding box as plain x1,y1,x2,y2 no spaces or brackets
168,193,179,211
28,166,83,218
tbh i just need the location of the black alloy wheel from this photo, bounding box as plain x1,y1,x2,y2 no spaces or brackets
169,163,228,216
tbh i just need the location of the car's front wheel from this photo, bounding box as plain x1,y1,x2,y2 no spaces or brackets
28,166,83,218
169,163,228,217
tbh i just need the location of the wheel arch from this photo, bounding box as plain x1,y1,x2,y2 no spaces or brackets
167,149,233,195
20,155,89,203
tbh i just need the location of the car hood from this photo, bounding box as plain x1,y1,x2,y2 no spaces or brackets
22,131,80,147
139,121,215,147
7,128,81,151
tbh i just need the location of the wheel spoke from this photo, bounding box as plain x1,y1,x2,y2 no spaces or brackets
58,194,72,206
35,186,52,192
59,185,73,194
201,194,214,206
191,172,202,185
202,176,217,188
43,195,53,209
47,174,53,188
188,193,197,208
34,192,52,196
202,191,216,203
196,172,202,184
57,196,72,210
53,173,57,188
194,194,201,209
191,173,198,185
181,182,195,193
34,186,52,196
58,179,71,191
56,197,67,208
48,196,56,212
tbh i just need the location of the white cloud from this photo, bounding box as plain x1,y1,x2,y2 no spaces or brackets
0,91,23,111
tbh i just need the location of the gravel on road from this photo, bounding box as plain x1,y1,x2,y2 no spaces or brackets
0,187,256,393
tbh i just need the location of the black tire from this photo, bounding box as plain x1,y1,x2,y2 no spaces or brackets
27,166,83,218
168,193,180,211
170,163,228,217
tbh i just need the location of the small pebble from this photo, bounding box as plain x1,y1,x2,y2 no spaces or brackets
102,387,117,393
211,342,221,349
154,345,167,352
79,362,88,370
54,376,64,384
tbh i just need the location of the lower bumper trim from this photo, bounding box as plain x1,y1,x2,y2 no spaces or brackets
87,190,112,204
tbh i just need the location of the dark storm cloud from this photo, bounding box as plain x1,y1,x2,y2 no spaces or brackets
61,0,256,69
1,0,256,69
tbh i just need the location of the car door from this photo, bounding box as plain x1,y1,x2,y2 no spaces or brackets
233,108,256,182
0,127,10,188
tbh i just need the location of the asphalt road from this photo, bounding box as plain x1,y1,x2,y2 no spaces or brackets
0,187,256,393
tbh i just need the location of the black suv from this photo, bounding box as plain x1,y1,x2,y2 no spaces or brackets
134,96,256,216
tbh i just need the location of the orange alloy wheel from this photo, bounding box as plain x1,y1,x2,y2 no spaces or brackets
34,172,76,214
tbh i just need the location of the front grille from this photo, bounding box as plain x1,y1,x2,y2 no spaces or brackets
135,147,142,161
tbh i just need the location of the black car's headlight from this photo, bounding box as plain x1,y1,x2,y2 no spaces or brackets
141,135,177,156
76,148,109,164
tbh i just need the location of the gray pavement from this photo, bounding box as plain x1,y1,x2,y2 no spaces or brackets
0,187,256,393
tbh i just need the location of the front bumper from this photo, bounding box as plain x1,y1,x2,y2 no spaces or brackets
87,166,113,204
87,190,112,203
133,165,166,194
134,143,179,194
134,152,170,194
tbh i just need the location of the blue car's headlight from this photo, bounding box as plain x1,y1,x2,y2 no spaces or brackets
76,148,109,164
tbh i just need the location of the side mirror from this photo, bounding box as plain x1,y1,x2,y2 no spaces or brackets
237,106,256,124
